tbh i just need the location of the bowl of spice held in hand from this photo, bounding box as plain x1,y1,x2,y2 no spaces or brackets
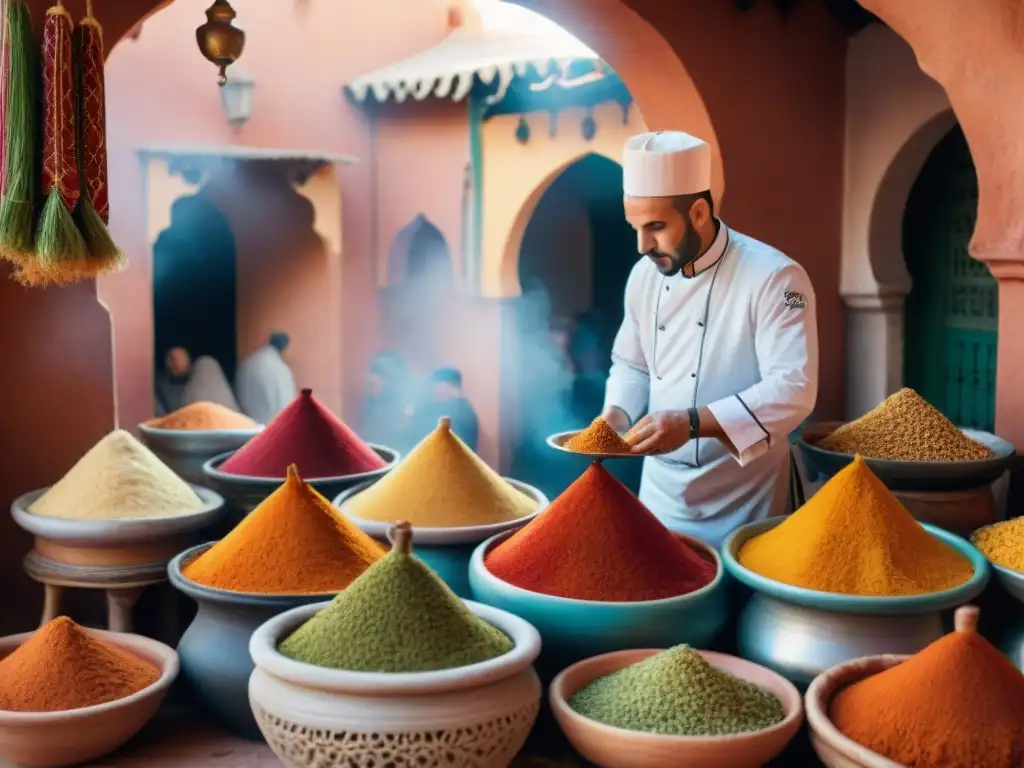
469,463,727,672
248,521,543,768
202,389,398,517
548,417,638,459
11,429,225,566
806,605,1024,768
551,645,803,768
336,417,547,598
797,388,1014,492
139,401,263,485
168,464,387,740
0,617,178,767
722,456,989,685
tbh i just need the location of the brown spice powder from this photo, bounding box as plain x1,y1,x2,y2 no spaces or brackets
565,417,632,454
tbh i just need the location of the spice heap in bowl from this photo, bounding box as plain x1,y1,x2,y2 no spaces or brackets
248,521,542,768
337,416,546,597
806,605,1024,768
723,456,989,684
563,417,632,455
0,616,178,767
140,402,261,485
202,388,397,515
469,463,725,669
168,464,385,738
551,645,802,768
10,429,224,566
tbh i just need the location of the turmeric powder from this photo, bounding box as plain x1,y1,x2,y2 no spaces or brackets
182,464,385,593
738,456,974,596
564,417,631,454
145,401,258,431
972,517,1024,573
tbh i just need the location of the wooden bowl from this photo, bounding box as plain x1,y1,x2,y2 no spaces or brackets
549,649,804,768
804,654,908,768
0,629,179,767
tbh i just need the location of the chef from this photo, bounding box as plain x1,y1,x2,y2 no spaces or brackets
601,130,819,548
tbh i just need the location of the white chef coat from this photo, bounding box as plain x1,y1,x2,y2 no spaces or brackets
235,345,297,426
604,221,818,548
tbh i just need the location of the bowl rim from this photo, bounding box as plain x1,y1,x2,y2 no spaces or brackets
0,628,179,723
549,648,803,744
10,484,225,539
469,529,723,608
721,517,990,614
334,477,549,543
804,653,908,768
138,422,265,439
167,542,342,605
796,421,1015,468
201,445,400,486
248,598,541,694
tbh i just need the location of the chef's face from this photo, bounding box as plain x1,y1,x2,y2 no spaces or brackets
624,195,707,277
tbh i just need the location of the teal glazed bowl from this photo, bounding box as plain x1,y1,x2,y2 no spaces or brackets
468,530,727,670
722,517,990,615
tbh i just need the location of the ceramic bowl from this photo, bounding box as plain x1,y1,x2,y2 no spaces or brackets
167,543,338,740
797,421,1014,492
550,649,804,768
248,599,542,768
805,654,908,768
0,629,178,767
201,445,399,517
468,530,728,671
138,423,263,485
334,477,548,598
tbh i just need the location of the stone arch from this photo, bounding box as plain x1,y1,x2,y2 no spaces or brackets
387,214,454,288
497,149,619,297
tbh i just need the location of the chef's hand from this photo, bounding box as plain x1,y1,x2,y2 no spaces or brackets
600,407,631,434
625,410,691,454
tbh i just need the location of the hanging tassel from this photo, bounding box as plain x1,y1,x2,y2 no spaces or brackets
28,0,88,285
0,0,39,266
72,0,122,275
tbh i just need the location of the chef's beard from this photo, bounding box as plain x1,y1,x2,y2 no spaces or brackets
646,222,703,277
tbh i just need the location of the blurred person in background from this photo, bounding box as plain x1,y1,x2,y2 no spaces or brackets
361,350,418,454
154,346,191,416
183,355,242,412
414,367,479,450
236,331,297,425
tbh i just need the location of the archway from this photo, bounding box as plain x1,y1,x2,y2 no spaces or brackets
503,153,641,497
902,126,997,431
152,194,238,411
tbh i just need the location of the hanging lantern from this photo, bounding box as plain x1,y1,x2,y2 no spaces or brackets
196,0,245,86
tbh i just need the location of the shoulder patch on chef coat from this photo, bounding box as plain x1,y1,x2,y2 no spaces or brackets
783,290,806,310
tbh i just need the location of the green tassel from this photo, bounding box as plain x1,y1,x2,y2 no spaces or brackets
75,197,122,275
33,190,88,281
0,0,38,261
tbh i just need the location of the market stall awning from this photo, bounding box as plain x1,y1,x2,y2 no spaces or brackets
345,0,599,105
136,146,358,165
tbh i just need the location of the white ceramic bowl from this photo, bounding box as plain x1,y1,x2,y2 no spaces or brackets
248,599,542,767
551,649,804,768
805,654,908,768
0,629,179,767
10,485,225,547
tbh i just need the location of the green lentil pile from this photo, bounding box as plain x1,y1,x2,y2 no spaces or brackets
278,522,513,672
569,645,785,736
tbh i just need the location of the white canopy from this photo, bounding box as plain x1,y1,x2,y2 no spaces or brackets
346,0,599,105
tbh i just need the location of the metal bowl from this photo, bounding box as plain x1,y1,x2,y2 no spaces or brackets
10,485,225,547
138,423,263,485
201,446,399,516
546,430,645,461
797,421,1014,491
722,517,990,615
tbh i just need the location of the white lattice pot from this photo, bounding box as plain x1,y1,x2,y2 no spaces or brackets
248,599,543,768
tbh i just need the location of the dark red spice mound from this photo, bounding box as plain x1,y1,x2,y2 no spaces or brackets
220,389,386,479
484,463,716,601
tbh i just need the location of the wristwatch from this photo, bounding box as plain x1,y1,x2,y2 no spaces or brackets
687,407,700,441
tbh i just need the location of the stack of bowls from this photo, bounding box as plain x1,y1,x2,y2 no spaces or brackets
139,422,263,487
167,543,338,739
550,649,804,768
722,518,990,686
248,599,542,767
0,629,178,767
335,478,548,598
202,445,398,520
468,530,728,672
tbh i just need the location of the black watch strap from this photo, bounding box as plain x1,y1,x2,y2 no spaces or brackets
687,407,700,440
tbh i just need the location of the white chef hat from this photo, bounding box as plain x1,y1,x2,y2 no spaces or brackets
622,131,712,197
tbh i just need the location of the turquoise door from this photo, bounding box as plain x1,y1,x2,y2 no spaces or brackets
902,127,998,432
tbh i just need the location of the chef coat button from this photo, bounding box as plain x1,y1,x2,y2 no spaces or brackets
665,285,670,292
657,376,663,381
697,321,704,327
658,324,666,331
691,372,697,378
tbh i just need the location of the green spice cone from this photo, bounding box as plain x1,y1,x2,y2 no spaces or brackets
0,0,38,263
